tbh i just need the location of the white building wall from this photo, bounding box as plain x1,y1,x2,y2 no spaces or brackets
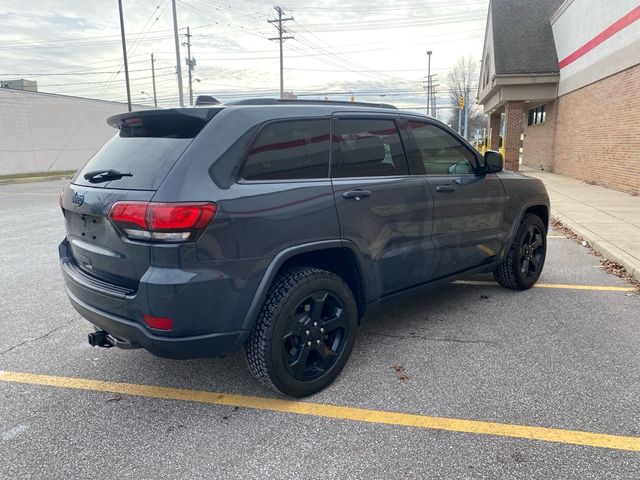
0,89,150,175
551,0,640,95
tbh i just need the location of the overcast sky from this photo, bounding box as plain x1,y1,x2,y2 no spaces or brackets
1,0,488,116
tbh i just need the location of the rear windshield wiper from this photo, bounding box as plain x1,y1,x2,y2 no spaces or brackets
83,169,133,183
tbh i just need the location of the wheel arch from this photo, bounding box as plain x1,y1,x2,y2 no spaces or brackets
524,204,549,231
506,202,550,251
241,240,369,331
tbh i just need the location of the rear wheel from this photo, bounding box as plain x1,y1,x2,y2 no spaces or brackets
494,213,547,290
245,267,358,397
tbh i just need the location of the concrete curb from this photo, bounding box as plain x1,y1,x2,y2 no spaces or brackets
551,213,640,282
0,174,73,185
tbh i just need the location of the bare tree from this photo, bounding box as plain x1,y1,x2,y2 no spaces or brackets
446,56,484,133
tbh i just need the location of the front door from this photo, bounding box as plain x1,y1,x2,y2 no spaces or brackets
403,118,508,279
331,115,435,298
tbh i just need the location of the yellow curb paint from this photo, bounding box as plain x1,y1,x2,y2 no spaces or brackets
1,371,639,452
453,280,635,292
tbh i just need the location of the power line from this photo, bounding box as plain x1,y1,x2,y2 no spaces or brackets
0,66,174,77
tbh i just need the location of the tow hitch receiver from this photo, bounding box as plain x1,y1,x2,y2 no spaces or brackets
88,330,115,348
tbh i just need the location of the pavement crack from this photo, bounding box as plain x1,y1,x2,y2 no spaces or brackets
369,332,496,344
0,319,75,355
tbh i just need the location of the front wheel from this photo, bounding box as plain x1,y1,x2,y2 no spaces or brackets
245,267,358,397
494,213,547,290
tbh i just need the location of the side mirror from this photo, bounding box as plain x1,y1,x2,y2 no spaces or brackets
484,150,503,174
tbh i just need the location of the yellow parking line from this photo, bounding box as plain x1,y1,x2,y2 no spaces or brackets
1,371,639,452
453,280,635,292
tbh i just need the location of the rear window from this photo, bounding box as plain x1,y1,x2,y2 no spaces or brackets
241,119,330,181
73,110,217,190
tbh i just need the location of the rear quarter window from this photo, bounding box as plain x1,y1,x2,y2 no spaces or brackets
241,119,330,181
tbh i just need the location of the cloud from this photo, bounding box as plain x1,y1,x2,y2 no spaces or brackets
1,0,488,116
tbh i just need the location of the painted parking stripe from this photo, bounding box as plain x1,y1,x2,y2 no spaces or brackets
453,280,635,292
1,371,639,452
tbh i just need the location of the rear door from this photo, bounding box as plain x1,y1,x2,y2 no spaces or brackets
330,114,435,298
61,109,217,289
403,118,508,279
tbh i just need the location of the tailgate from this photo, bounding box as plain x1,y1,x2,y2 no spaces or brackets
61,184,154,289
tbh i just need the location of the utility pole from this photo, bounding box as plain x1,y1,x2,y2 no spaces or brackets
268,6,294,99
463,85,470,139
171,0,184,107
150,53,157,107
183,26,195,106
426,51,432,116
431,75,438,117
117,0,132,111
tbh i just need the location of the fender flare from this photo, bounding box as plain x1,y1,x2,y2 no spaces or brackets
240,239,369,331
505,201,550,252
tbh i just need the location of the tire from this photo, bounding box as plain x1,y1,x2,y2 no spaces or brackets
494,213,547,290
245,267,358,397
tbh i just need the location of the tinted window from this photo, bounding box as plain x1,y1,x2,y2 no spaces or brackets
242,119,330,180
73,136,193,191
335,119,409,178
407,121,477,175
73,110,219,190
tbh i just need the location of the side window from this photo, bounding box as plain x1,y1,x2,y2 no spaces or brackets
334,118,409,178
242,119,330,180
407,121,478,175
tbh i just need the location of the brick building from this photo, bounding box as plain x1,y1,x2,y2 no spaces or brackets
478,0,640,195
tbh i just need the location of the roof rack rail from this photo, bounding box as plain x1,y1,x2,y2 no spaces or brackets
224,98,398,110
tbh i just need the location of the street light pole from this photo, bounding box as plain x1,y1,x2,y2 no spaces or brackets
426,50,432,116
117,0,132,112
150,53,157,108
171,0,184,107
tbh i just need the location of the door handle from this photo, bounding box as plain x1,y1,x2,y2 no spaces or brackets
342,190,371,200
435,184,456,193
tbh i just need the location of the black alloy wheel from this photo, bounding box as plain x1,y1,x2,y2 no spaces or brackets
245,267,358,397
282,291,347,381
519,224,545,280
494,213,547,290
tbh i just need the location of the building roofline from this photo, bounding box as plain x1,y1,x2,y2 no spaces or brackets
477,1,494,96
494,72,560,78
0,86,150,109
550,0,574,24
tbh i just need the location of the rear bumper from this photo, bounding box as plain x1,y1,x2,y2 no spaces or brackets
66,287,248,359
59,238,255,359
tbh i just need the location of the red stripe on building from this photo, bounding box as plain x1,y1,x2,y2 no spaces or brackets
559,5,640,69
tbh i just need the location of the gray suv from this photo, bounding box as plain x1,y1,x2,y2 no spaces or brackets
59,99,549,397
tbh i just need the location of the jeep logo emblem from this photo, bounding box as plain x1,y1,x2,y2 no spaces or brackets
72,192,85,206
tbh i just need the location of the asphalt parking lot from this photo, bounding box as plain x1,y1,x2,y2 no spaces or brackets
1,179,639,479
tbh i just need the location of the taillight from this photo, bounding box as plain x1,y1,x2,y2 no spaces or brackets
109,201,216,242
143,314,173,331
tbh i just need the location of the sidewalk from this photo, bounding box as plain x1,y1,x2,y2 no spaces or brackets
523,168,640,281
0,170,74,185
